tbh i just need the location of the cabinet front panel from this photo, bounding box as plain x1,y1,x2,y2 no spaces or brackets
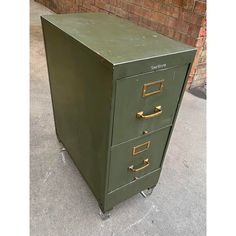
112,64,188,145
108,127,170,192
105,169,161,211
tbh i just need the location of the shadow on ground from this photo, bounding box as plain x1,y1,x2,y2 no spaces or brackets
189,85,206,100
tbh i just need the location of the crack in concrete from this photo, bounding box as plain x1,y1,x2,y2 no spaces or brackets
114,203,159,236
43,171,52,183
60,151,66,164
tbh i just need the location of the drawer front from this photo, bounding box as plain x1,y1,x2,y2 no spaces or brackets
112,64,188,145
105,169,161,211
108,127,170,192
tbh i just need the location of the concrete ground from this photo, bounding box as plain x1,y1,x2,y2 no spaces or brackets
30,1,206,235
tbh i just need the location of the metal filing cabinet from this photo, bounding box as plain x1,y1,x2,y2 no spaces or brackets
41,13,196,216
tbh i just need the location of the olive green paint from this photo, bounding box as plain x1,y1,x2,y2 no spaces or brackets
109,127,171,192
41,13,196,213
112,65,189,145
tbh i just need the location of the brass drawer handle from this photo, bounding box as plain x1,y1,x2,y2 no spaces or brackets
128,159,149,172
132,141,150,156
136,106,162,119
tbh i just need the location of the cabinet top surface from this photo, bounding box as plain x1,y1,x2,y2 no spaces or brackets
42,13,195,65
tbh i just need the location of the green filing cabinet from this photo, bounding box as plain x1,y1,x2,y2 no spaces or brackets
41,13,196,215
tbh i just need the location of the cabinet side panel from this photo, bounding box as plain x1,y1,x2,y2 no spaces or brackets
41,18,113,202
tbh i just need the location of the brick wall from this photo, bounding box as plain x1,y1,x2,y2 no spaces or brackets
36,0,206,89
190,15,206,88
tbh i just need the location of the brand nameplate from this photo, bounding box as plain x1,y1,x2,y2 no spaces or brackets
151,64,167,70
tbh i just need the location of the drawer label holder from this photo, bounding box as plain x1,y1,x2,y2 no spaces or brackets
142,80,164,97
132,141,151,156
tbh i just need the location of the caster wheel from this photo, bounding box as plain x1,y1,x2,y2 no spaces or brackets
140,187,155,198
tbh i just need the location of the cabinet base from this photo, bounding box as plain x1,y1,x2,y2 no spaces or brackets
140,187,155,198
99,209,112,220
102,169,161,212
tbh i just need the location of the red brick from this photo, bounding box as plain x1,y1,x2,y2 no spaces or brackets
127,3,144,15
164,0,173,4
109,0,117,6
199,49,206,63
140,17,157,31
95,1,106,9
194,1,206,15
115,7,128,17
183,0,194,10
126,3,134,13
162,27,175,38
128,13,140,23
150,20,159,29
166,16,178,28
196,37,205,47
142,8,154,18
199,25,206,37
141,8,152,18
159,4,180,18
116,0,122,8
103,4,111,11
196,62,206,70
141,17,152,26
180,33,188,44
157,25,165,36
109,5,117,14
188,73,195,81
102,0,111,3
181,11,203,26
185,36,196,46
199,56,206,64
155,23,162,33
146,24,156,30
89,0,95,4
83,1,94,9
143,0,155,9
200,49,206,57
80,7,88,12
201,16,206,26
171,0,183,7
188,24,201,38
128,0,143,6
174,31,182,41
138,21,147,27
177,21,190,34
153,12,168,25
153,2,161,11
77,0,84,6
98,8,107,13
116,0,127,9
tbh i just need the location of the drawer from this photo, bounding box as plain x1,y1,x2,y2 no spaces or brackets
108,126,170,192
112,64,189,145
105,168,161,210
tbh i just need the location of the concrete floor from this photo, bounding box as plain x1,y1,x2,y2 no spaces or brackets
30,1,206,235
